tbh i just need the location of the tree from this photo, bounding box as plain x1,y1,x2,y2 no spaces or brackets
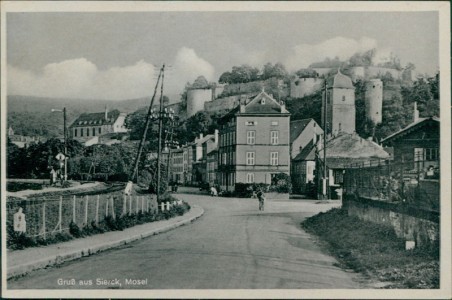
219,71,233,84
262,62,288,80
191,76,210,89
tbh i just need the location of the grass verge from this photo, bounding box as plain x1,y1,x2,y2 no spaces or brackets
7,201,191,250
301,208,439,289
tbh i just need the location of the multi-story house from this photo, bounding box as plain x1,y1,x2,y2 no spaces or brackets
170,147,184,183
69,108,128,145
191,133,215,184
217,91,291,191
290,119,323,194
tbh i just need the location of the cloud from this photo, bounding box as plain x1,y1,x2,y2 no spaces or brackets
7,48,215,101
284,36,382,71
8,58,156,100
166,47,215,96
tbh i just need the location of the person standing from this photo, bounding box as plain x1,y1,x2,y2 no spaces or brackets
257,189,265,211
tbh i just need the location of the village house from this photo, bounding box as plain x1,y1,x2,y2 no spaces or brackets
318,132,390,198
289,119,323,194
292,141,317,194
69,108,128,145
170,147,184,183
190,133,216,184
381,113,439,176
8,126,46,148
217,91,290,191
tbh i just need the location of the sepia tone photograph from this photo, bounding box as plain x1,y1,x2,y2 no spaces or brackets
1,1,450,299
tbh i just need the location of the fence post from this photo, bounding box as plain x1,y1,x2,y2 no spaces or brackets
141,196,144,213
111,197,115,220
84,195,89,226
106,196,109,217
72,195,76,223
146,197,149,213
42,202,46,239
136,196,139,214
123,195,127,216
129,195,132,216
96,195,99,225
59,196,63,232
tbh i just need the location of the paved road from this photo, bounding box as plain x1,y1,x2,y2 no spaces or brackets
8,192,364,289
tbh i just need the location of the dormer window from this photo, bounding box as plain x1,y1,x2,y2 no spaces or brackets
261,99,265,105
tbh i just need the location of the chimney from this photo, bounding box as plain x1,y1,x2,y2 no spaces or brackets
280,100,285,112
105,105,108,121
240,102,245,113
413,102,419,123
199,133,203,140
214,129,219,144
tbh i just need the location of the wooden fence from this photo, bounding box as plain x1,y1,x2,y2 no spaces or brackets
7,192,159,238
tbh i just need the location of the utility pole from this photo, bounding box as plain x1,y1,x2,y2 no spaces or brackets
323,80,328,200
129,66,163,183
156,64,165,202
63,107,67,181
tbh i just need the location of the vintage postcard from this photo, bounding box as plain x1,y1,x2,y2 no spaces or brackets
1,1,450,299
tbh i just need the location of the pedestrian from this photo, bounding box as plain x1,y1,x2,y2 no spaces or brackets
257,189,265,211
210,186,218,197
50,167,57,186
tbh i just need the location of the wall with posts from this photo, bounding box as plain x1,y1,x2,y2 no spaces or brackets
343,196,439,248
6,193,158,238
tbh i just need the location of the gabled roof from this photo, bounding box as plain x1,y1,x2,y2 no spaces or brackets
194,134,214,146
220,91,289,122
290,118,314,143
381,116,440,144
324,132,389,159
70,109,121,128
293,141,316,162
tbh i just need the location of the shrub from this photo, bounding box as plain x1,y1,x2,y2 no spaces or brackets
69,221,83,238
268,173,292,193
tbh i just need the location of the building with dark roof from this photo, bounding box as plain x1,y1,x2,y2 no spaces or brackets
217,91,290,191
292,141,317,194
381,116,439,171
69,108,128,144
319,132,390,188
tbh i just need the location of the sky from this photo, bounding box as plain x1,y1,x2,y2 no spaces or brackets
6,10,439,101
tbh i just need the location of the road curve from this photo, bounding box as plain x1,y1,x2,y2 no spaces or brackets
8,192,364,289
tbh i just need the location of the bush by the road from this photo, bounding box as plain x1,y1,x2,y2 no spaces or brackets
302,208,439,289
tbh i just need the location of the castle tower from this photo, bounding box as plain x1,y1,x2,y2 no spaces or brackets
186,88,213,117
322,70,355,136
365,79,383,125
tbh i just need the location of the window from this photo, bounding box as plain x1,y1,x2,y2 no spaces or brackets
92,128,96,136
98,127,101,134
81,128,84,137
342,95,346,101
271,121,278,126
247,173,255,183
425,148,439,161
74,129,77,137
222,153,227,165
86,128,90,137
246,152,255,165
245,121,255,126
270,152,279,166
270,131,279,145
247,131,256,144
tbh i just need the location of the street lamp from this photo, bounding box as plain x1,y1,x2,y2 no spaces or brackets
51,107,67,181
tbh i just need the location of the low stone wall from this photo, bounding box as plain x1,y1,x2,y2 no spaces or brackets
267,192,289,200
343,195,439,248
